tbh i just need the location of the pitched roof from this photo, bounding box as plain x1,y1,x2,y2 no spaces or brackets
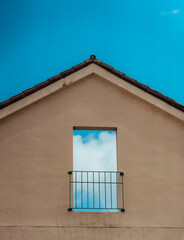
0,55,184,112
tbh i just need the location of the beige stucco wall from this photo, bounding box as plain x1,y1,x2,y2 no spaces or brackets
0,74,184,239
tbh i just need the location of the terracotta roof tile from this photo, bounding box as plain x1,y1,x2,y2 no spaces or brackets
84,59,93,64
0,99,12,109
137,84,148,92
98,62,113,71
10,93,25,102
112,68,126,78
23,86,37,96
123,75,137,85
36,80,50,90
72,62,88,71
93,59,103,65
0,55,184,112
60,68,75,78
48,74,62,83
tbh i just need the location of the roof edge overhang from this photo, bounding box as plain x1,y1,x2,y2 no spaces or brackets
0,56,184,121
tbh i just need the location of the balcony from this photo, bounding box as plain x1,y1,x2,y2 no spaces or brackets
68,171,125,212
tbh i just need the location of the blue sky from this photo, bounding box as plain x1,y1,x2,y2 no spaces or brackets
73,130,116,142
1,0,184,104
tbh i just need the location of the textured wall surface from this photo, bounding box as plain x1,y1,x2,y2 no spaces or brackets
0,74,184,239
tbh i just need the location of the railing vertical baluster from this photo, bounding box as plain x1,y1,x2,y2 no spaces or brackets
110,172,112,209
75,172,77,209
93,172,95,208
122,173,124,210
120,172,125,212
68,171,72,211
87,172,88,208
116,172,118,209
81,172,83,209
105,172,106,209
69,172,71,209
99,172,100,208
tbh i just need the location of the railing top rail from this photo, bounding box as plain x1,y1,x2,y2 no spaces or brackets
69,170,124,173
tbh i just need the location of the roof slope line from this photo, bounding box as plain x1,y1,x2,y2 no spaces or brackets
0,55,184,113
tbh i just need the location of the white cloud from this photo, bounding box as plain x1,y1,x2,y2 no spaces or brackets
161,9,180,15
171,9,179,14
73,131,117,171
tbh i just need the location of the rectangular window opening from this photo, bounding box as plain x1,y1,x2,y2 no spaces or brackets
68,127,124,213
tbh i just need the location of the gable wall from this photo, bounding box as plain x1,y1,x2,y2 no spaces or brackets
0,74,184,239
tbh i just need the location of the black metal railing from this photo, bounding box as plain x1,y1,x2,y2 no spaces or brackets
68,171,125,212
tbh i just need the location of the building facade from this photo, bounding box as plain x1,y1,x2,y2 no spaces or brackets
0,56,184,239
